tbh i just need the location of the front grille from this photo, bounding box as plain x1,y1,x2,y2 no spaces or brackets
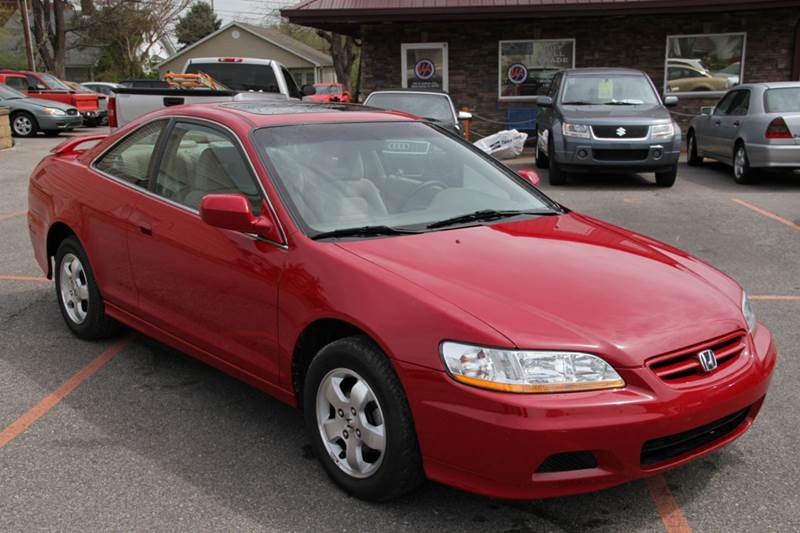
66,109,78,116
592,125,649,139
640,407,750,466
536,451,598,473
648,332,746,384
593,149,649,161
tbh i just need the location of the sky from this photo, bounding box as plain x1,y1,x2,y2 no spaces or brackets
209,0,298,25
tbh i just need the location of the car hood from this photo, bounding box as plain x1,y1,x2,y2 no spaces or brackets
338,213,745,368
559,103,671,124
20,97,75,111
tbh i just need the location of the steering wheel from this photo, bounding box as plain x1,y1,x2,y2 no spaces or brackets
400,180,448,211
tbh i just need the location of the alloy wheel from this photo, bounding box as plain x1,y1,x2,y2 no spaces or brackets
59,253,90,324
315,368,386,479
734,147,746,179
13,116,33,136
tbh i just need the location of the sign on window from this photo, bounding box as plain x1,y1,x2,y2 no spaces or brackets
499,39,575,101
402,43,448,91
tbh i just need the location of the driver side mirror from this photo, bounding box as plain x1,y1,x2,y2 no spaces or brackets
663,95,679,107
517,168,541,187
457,110,472,121
536,96,553,108
200,194,280,241
300,84,316,96
701,106,714,116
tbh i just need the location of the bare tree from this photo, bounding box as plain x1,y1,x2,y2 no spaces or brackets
30,0,67,76
317,31,361,93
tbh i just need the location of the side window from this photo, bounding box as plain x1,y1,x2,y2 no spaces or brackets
728,90,750,116
549,73,562,99
26,75,45,90
154,122,262,214
281,67,301,99
6,76,27,90
94,120,166,188
713,91,738,116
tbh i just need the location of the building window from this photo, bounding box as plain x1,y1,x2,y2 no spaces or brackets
498,39,575,101
401,42,448,91
665,33,746,96
289,68,316,86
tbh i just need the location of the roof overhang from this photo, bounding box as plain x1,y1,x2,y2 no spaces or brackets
282,0,800,35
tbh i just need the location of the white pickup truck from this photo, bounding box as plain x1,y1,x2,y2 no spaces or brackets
110,58,314,129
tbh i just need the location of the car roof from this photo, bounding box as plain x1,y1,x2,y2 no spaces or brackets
367,88,450,96
736,81,800,90
563,68,647,76
146,100,419,128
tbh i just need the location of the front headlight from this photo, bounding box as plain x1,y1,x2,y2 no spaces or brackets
41,107,66,116
561,122,591,139
742,291,757,334
650,122,675,139
441,341,625,393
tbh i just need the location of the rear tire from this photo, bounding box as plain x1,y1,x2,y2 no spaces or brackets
687,130,702,166
303,336,424,501
10,112,38,137
55,236,121,340
733,143,754,184
547,135,567,185
655,163,678,187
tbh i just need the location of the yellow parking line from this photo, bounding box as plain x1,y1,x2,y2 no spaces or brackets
750,295,800,301
0,275,49,282
0,210,26,222
646,475,692,533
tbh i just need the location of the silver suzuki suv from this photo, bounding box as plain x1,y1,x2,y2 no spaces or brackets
535,68,681,187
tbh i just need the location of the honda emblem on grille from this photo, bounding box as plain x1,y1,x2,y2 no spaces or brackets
616,127,627,137
698,349,718,372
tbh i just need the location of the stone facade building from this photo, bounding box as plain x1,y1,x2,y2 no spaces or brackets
284,0,800,135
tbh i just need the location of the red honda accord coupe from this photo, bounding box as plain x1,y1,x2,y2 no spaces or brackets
27,102,776,502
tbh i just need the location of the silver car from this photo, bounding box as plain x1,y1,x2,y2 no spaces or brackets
688,82,800,183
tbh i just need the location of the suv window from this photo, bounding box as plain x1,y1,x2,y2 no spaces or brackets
154,121,262,213
548,72,562,98
281,67,301,99
713,91,738,115
94,120,166,187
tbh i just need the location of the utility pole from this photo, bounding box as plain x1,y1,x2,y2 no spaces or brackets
18,0,36,71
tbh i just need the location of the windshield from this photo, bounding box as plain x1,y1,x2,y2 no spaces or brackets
764,87,800,113
0,84,25,99
314,85,341,95
561,75,659,105
255,122,557,236
37,73,72,91
365,93,455,123
186,63,280,93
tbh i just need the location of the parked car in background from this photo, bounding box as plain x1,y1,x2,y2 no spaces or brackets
64,81,108,126
363,89,471,136
0,83,82,137
687,82,800,183
0,69,100,124
305,82,351,103
182,57,314,98
535,68,681,186
27,101,775,503
81,81,121,96
119,79,170,89
666,61,730,93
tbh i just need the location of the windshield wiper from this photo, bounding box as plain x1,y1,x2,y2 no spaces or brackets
426,209,554,230
561,101,595,105
600,100,644,105
311,225,421,240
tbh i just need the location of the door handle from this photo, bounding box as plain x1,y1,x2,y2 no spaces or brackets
163,96,184,107
713,120,721,126
139,225,153,236
733,121,741,127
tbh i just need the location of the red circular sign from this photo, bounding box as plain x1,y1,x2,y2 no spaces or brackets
507,63,529,85
414,59,436,80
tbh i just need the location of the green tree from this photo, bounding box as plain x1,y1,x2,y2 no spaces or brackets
175,2,220,48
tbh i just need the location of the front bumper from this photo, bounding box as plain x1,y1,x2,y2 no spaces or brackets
747,142,800,169
399,325,776,500
553,134,681,173
37,114,84,130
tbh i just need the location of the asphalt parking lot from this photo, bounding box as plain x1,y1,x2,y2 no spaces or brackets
1,130,798,533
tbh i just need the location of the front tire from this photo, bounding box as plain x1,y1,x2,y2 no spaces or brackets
535,130,549,169
10,112,38,137
733,143,754,184
304,336,424,501
55,236,120,340
547,133,567,185
655,163,678,187
687,130,703,166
